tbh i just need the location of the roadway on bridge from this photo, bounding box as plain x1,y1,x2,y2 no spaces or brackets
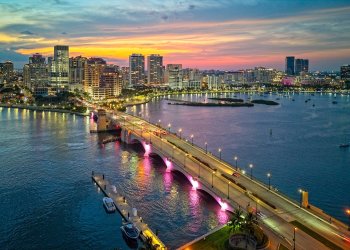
110,111,350,250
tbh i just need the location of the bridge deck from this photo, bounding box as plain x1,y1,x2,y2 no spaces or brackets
91,172,166,250
109,111,350,250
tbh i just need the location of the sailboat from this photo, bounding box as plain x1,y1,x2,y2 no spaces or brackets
339,143,349,148
339,134,349,148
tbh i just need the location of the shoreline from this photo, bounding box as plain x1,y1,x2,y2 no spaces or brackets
0,103,89,116
127,89,350,108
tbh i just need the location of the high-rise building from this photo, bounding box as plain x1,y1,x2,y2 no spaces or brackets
69,56,87,89
23,53,48,90
295,59,309,75
147,54,163,85
50,45,69,89
0,61,14,84
129,54,145,86
340,65,350,81
83,58,121,99
165,64,182,89
120,67,129,88
285,56,295,75
83,58,106,94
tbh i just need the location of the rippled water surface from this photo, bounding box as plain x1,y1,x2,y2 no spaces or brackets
129,92,350,223
0,108,229,249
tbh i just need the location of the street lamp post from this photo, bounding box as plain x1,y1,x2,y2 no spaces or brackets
211,170,216,188
249,164,253,180
346,209,350,231
267,173,271,190
198,164,200,178
191,134,194,145
234,156,238,170
178,128,182,139
158,119,161,127
168,123,171,132
227,181,231,199
218,148,222,160
299,189,303,208
293,227,297,250
205,142,208,153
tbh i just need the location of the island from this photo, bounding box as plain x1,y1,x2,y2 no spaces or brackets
251,99,279,105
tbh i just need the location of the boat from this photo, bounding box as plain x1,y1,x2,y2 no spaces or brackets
120,222,140,240
332,101,338,104
339,143,349,148
103,197,116,213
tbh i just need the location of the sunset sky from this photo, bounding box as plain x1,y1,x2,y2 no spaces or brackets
0,0,350,70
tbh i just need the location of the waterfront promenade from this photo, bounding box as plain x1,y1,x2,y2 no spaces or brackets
107,111,350,250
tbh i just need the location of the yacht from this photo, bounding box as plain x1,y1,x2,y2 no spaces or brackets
120,222,140,240
103,197,116,213
339,143,349,148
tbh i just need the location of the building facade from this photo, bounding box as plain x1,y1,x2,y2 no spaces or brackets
69,56,87,90
165,64,182,89
285,56,295,75
147,54,163,85
23,53,48,90
0,61,14,85
340,65,350,81
295,59,309,75
50,45,69,89
129,54,145,86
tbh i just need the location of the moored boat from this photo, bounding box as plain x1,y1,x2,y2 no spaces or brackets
120,222,140,240
103,197,116,213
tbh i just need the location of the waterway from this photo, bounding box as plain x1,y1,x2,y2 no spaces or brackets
0,107,229,249
128,92,350,224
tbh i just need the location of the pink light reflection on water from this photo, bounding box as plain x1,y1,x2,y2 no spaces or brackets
163,171,173,192
217,206,230,224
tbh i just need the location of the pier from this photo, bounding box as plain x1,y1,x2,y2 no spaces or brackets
91,172,167,250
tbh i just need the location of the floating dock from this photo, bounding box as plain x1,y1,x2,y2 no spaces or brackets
91,172,167,250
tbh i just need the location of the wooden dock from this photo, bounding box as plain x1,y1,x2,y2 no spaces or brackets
91,172,167,250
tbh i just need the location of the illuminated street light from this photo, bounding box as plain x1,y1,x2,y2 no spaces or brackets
299,189,304,207
346,209,350,231
218,148,222,160
227,181,231,199
211,170,216,188
168,123,171,132
267,173,271,190
191,134,194,145
293,227,297,250
234,156,238,170
178,128,182,139
249,164,253,180
158,119,161,127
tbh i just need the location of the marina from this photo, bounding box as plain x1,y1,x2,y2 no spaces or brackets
91,172,166,249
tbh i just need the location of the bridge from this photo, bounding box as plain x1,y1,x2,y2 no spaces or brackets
94,110,350,250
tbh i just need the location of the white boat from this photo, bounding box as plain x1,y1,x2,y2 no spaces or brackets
120,222,140,240
103,197,116,213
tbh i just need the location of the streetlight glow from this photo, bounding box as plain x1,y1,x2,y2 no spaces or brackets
249,164,253,180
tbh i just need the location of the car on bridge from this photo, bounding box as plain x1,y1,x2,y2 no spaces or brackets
232,172,240,178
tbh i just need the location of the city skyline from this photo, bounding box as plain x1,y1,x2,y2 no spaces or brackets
0,0,350,70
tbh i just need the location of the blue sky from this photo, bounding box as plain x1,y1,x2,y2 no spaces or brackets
0,0,350,70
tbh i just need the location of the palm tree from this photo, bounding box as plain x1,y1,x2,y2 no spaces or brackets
228,207,245,234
